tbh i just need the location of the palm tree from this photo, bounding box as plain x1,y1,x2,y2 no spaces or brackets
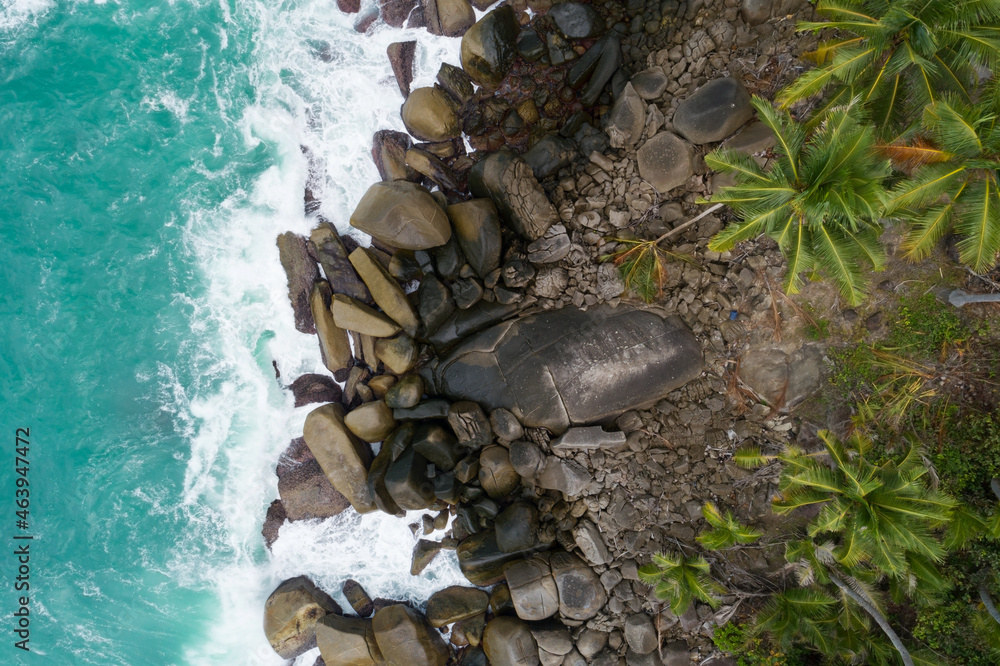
696,502,762,550
706,96,891,306
778,0,1000,137
884,97,1000,272
637,552,725,616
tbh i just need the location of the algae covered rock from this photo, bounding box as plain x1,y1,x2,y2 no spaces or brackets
350,180,452,250
432,305,704,434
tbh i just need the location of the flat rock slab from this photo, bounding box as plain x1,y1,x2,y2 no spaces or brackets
672,77,753,145
432,305,704,434
637,132,694,193
550,426,626,451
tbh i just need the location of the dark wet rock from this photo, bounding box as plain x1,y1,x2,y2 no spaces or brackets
310,224,373,305
460,645,489,666
501,257,536,288
264,576,341,659
452,278,484,309
303,403,377,513
460,6,520,89
393,398,452,421
508,439,546,479
482,616,540,666
479,445,520,498
315,614,378,665
277,232,320,334
432,305,704,434
672,78,754,145
379,0,419,28
310,282,353,375
426,586,490,627
636,132,695,194
385,374,425,409
662,640,692,666
413,423,462,471
350,180,451,250
387,41,416,98
289,373,342,408
517,28,547,62
417,275,456,335
720,120,775,156
432,237,465,280
426,299,522,352
625,613,657,655
631,68,669,100
355,4,380,32
458,529,546,586
434,470,461,503
456,612,485,647
412,538,443,575
448,199,502,279
572,519,611,565
550,2,605,38
454,455,479,484
425,0,476,37
337,0,360,13
489,581,515,616
402,86,462,143
349,247,420,336
437,62,475,105
343,579,375,618
372,604,450,666
490,408,523,442
550,551,606,620
522,134,576,181
372,130,420,183
572,35,621,107
447,400,492,450
385,447,436,510
505,553,559,621
262,499,285,550
468,151,558,241
607,82,645,149
496,501,540,554
406,148,461,191
278,437,353,521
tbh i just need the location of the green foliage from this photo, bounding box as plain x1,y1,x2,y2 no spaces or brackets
601,238,690,303
885,97,1000,272
804,317,830,340
705,96,891,305
778,0,1000,138
934,413,1000,506
713,621,803,666
637,552,725,616
697,502,763,550
884,293,967,358
912,598,999,666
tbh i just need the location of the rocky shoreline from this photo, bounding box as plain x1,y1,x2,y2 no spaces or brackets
262,1,826,664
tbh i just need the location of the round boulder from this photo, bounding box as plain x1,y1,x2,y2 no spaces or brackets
344,400,397,443
447,199,502,279
625,613,658,655
372,604,450,666
263,576,341,659
350,180,452,250
504,554,559,621
482,616,540,666
672,77,753,145
426,586,489,627
315,614,379,665
385,374,425,409
549,551,606,620
549,2,605,38
495,501,539,553
637,132,695,194
461,6,520,88
479,445,520,498
401,86,461,142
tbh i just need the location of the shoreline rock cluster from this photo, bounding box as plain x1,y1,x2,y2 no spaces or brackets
265,0,824,664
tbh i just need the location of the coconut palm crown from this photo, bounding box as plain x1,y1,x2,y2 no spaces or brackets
706,96,891,306
885,97,1000,272
778,0,1000,137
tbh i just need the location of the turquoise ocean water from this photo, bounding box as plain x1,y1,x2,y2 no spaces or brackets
0,1,468,663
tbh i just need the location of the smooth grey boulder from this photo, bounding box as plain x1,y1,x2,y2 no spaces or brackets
372,604,450,666
495,501,539,553
550,426,626,451
637,132,694,193
630,68,669,100
432,305,704,434
550,551,606,620
509,439,546,478
572,519,611,565
482,616,540,666
672,78,753,145
606,83,645,149
535,457,592,497
505,554,559,621
625,613,658,655
315,614,379,665
550,2,605,38
468,150,558,241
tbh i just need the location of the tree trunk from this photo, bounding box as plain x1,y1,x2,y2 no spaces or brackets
990,477,1000,501
981,584,1000,626
830,574,914,666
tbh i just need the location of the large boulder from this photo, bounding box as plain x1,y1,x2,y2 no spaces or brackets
332,294,402,338
482,616,540,666
310,223,373,304
550,551,606,620
468,150,558,241
387,41,416,98
432,305,704,434
606,83,646,149
303,403,377,513
504,554,559,621
426,586,490,627
316,614,380,665
447,199,502,279
349,247,420,336
495,501,539,553
458,529,546,586
425,0,475,37
344,400,397,443
310,281,353,375
350,180,452,250
372,130,420,182
401,87,461,142
276,232,319,334
384,447,436,510
264,576,341,659
277,437,353,521
288,373,342,407
637,132,694,193
672,78,753,145
461,6,520,88
625,613,658,655
372,604,450,666
550,2,605,38
380,0,419,28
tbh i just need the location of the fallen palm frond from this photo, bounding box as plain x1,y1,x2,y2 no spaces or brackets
697,502,763,550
